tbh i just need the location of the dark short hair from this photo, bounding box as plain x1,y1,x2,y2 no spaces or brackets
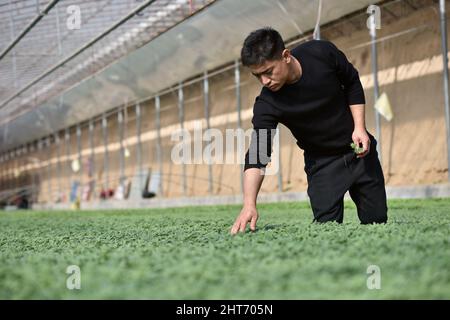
241,27,286,67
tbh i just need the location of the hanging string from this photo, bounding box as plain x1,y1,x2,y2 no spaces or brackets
313,0,323,40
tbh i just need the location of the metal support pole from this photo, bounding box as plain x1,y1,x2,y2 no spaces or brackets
370,13,382,164
6,155,10,202
12,154,16,200
8,151,12,192
65,128,71,202
439,0,450,182
118,110,125,184
155,96,163,196
2,155,5,190
5,157,9,202
0,156,3,194
46,136,52,202
5,156,8,193
136,103,143,192
235,60,244,195
102,114,109,191
76,125,82,191
3,152,6,189
27,145,33,204
276,126,283,193
6,155,11,199
55,133,61,202
4,157,7,201
19,147,24,192
5,156,9,200
15,150,18,191
4,154,7,190
89,120,95,196
2,155,5,193
5,153,8,187
10,150,15,192
3,156,6,192
2,153,8,190
11,150,17,189
203,71,213,195
16,149,20,190
123,106,129,181
3,156,6,193
15,149,18,191
16,148,20,193
178,83,187,196
21,148,25,189
1,154,3,180
24,145,29,203
0,156,3,193
37,140,43,203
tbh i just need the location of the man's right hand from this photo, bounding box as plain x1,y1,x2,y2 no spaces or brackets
230,205,259,235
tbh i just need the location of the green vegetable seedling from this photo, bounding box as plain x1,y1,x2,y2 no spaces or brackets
350,142,364,154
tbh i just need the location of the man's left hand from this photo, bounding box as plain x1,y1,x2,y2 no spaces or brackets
352,128,370,158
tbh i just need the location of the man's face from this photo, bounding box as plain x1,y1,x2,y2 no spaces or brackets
249,49,291,92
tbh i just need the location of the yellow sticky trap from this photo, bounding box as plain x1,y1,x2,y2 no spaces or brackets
374,92,393,121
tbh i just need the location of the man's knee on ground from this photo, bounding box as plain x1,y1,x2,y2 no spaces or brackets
313,213,344,224
360,213,388,225
313,219,343,224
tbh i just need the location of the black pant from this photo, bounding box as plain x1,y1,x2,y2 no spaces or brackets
304,137,388,224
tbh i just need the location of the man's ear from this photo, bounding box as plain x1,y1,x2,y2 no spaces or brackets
282,49,291,63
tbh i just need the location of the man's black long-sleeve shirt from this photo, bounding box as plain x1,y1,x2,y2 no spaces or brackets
244,39,369,171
